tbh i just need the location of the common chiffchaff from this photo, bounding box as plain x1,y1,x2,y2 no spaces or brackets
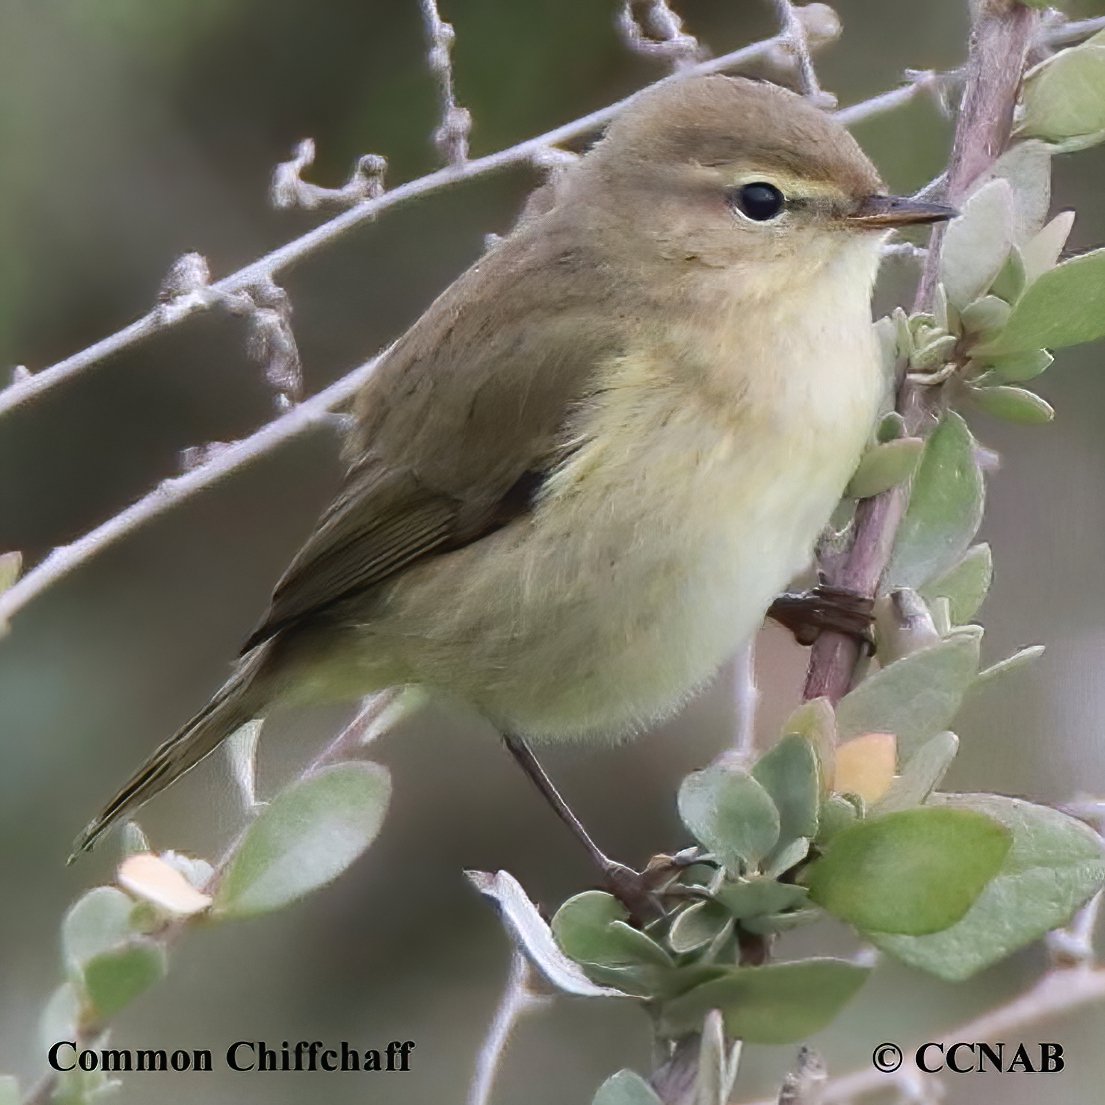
76,75,953,854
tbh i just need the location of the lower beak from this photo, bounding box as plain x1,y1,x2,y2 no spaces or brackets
848,194,958,229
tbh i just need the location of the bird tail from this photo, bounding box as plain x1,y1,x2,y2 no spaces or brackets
70,648,269,862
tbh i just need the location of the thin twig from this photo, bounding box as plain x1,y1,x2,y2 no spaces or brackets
420,0,472,166
467,949,548,1105
739,966,1105,1105
616,1,702,68
770,0,829,104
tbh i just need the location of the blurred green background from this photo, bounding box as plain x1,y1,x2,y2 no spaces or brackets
2,1,1104,1102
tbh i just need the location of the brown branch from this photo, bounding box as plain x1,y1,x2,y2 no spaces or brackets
803,0,1040,705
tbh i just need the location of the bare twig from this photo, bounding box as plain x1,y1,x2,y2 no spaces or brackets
1,25,942,424
420,0,472,166
769,0,833,105
616,1,702,68
271,139,387,210
467,949,548,1105
803,0,1040,705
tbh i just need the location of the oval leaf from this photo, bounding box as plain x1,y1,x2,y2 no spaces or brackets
83,940,167,1019
214,762,390,918
846,438,924,499
833,733,897,804
835,631,980,757
552,891,672,968
887,412,985,590
874,731,960,813
871,794,1105,979
977,248,1105,355
919,543,992,625
1020,44,1105,144
659,959,870,1044
807,807,1011,935
969,385,1054,424
939,179,1015,308
592,1070,663,1105
1021,210,1075,283
678,765,780,871
751,734,820,844
667,901,733,955
62,887,136,973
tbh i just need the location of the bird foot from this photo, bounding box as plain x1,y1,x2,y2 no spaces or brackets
768,584,876,653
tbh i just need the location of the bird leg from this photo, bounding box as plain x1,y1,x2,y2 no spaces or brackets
502,733,661,922
767,582,876,652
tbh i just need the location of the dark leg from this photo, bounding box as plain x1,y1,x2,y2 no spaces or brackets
502,733,661,922
767,583,876,652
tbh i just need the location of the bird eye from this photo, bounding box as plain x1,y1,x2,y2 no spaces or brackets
730,182,785,222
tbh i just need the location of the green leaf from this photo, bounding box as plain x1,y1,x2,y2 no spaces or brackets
960,296,1012,338
836,631,981,757
120,822,150,858
713,877,809,919
919,543,992,624
807,807,1011,935
1021,211,1075,283
782,698,836,795
815,795,858,844
751,735,820,845
591,1070,663,1105
871,794,1105,979
887,412,984,590
678,765,780,871
874,731,960,813
969,385,1054,424
695,1012,742,1105
876,410,906,443
846,438,924,499
981,348,1053,383
226,719,263,809
989,245,1027,302
1020,43,1105,145
977,248,1105,354
83,940,167,1018
974,644,1045,690
939,179,1015,308
976,141,1052,242
552,891,672,967
659,959,870,1043
741,908,821,935
214,762,390,918
39,984,80,1053
667,901,733,954
62,888,136,973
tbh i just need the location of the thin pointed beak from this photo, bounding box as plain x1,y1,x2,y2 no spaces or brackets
848,194,958,229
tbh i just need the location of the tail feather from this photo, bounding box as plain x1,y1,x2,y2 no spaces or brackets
71,652,267,861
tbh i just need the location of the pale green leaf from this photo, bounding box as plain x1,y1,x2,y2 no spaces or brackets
668,901,733,954
807,807,1010,935
741,908,821,935
465,870,624,997
552,891,672,968
887,412,984,589
62,887,136,973
969,385,1054,424
960,296,1012,338
713,878,809,919
835,631,981,757
846,438,924,499
977,248,1105,354
874,731,960,813
751,735,820,844
919,543,992,624
782,697,836,795
83,940,167,1018
1020,44,1105,145
939,179,1015,308
871,794,1105,979
976,141,1052,242
592,1070,663,1105
659,959,870,1043
1022,210,1075,283
120,822,149,859
694,1012,742,1105
39,984,80,1054
815,795,858,844
989,244,1027,302
226,719,263,810
214,762,390,918
678,766,780,871
910,334,958,372
982,349,1053,383
974,644,1046,690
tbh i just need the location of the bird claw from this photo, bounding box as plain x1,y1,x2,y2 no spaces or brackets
768,584,876,653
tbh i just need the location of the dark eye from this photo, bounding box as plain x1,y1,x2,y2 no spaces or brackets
730,182,785,222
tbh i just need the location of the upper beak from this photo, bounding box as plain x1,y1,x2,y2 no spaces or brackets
848,194,958,229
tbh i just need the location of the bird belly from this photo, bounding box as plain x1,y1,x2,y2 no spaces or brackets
361,341,879,739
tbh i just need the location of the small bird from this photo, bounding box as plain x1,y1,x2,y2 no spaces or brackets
74,75,952,857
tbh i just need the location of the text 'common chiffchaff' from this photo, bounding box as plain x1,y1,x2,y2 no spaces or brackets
75,75,952,855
